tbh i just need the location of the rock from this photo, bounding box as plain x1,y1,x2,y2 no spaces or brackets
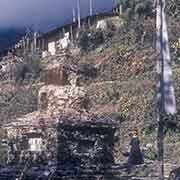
42,51,51,58
96,20,108,30
169,167,180,180
146,143,153,148
96,17,122,32
95,46,104,54
57,32,70,49
38,85,89,115
40,64,69,86
48,41,56,55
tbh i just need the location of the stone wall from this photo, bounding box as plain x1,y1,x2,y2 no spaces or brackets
3,60,96,165
38,85,88,116
40,65,69,86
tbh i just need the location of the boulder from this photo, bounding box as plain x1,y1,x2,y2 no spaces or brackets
57,32,70,50
169,167,180,180
42,51,51,58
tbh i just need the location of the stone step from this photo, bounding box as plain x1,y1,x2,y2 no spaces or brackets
131,177,158,180
164,163,178,178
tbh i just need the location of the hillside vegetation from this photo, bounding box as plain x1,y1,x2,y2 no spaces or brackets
0,0,180,169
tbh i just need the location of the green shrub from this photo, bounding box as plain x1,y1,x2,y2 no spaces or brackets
78,29,104,51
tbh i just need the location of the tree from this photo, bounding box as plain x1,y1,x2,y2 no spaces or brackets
119,0,153,20
167,0,180,18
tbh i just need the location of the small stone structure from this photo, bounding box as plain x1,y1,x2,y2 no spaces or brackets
0,113,120,180
0,50,123,179
3,61,97,165
55,114,119,180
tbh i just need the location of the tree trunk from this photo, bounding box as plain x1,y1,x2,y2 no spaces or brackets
156,0,164,179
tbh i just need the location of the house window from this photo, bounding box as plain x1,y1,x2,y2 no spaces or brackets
28,138,42,152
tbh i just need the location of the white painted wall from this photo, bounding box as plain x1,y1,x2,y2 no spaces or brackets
29,138,42,152
48,41,56,55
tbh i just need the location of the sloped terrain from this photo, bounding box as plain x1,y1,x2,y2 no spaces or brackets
0,7,180,178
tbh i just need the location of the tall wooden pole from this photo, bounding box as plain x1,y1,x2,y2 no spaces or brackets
119,3,123,15
90,0,93,16
26,37,30,52
156,1,164,179
156,0,176,179
72,7,76,23
70,6,76,42
33,32,37,52
77,0,81,29
113,0,116,13
42,38,45,51
88,0,93,27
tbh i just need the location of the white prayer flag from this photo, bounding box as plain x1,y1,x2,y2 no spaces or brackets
156,0,176,115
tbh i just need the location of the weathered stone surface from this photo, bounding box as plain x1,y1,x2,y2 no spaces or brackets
0,55,24,81
40,64,69,85
42,50,51,58
168,167,180,180
96,16,122,31
54,114,119,180
57,32,70,50
4,111,54,137
48,41,56,55
3,59,95,167
38,85,89,116
96,20,108,30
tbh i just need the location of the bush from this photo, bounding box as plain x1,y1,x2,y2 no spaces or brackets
0,82,39,125
22,52,41,83
78,29,104,51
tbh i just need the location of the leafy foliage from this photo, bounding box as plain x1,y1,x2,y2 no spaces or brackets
118,0,154,21
171,38,180,64
0,83,39,124
78,29,104,51
167,0,180,19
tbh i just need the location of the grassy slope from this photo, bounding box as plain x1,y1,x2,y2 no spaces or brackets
77,20,180,163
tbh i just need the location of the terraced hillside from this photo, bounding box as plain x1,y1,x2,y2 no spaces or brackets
0,3,180,178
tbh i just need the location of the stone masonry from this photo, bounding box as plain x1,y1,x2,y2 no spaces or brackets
3,52,96,164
